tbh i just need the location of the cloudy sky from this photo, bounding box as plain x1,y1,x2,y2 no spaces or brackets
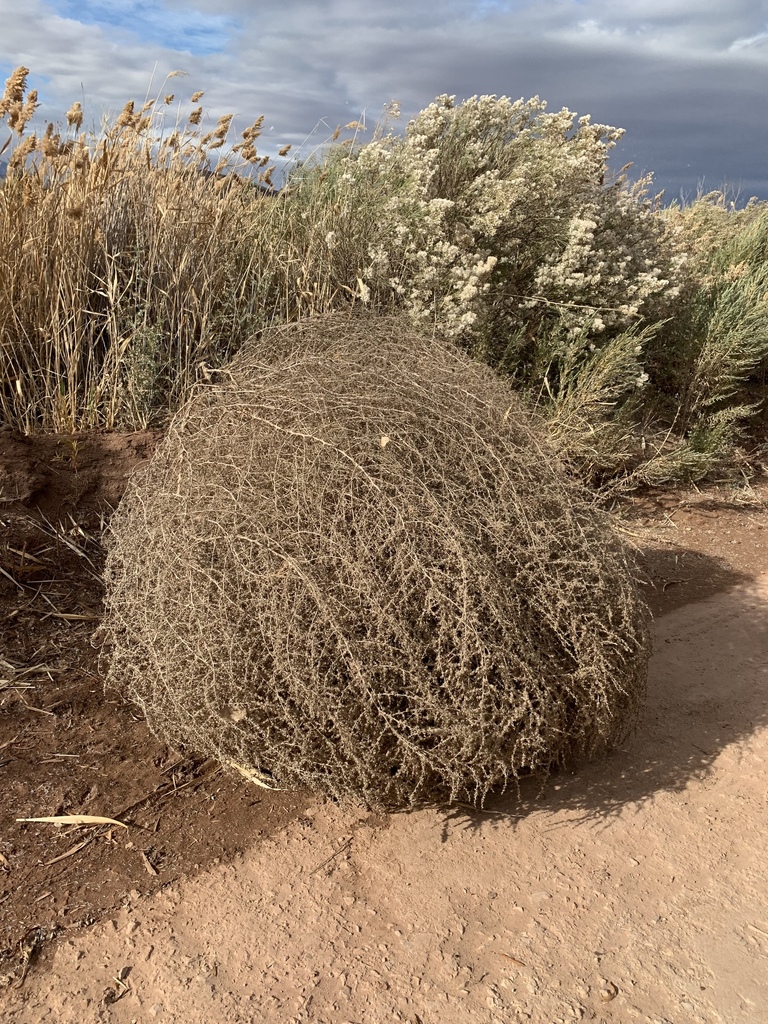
2,0,767,201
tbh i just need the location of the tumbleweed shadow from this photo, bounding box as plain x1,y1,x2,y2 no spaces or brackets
440,547,766,837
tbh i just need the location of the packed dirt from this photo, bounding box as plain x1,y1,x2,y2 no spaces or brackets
1,428,767,1023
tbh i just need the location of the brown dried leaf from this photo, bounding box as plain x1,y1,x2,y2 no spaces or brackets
44,839,92,866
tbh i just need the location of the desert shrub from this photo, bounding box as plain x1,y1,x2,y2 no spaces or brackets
535,320,657,486
278,96,696,486
286,95,682,358
101,312,650,808
629,194,768,485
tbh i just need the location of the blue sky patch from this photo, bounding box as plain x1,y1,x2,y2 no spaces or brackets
472,1,513,15
45,0,238,56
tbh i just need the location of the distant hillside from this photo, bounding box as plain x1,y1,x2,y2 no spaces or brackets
0,159,7,180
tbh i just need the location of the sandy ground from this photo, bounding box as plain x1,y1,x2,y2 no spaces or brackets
2,430,767,1023
5,572,767,1022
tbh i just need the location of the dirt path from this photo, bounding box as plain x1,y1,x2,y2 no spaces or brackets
2,432,767,1022
7,552,768,1023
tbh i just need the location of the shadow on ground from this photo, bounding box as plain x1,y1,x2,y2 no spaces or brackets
441,548,766,837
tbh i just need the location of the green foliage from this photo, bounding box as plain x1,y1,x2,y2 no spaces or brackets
537,322,656,485
633,196,768,484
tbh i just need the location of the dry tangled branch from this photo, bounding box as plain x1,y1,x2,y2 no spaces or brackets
102,312,650,808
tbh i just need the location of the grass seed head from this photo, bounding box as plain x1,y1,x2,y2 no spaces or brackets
8,133,37,170
241,115,264,142
18,89,40,133
0,66,29,117
116,101,137,129
6,100,24,134
41,123,61,158
65,101,83,131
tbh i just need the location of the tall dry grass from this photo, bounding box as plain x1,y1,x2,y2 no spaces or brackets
0,69,292,430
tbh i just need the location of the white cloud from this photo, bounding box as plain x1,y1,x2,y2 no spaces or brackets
1,0,767,199
730,31,768,51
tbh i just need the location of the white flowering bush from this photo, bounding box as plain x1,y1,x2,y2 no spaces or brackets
345,97,680,358
292,99,677,436
284,96,683,483
529,178,681,339
281,96,679,349
356,101,768,487
273,97,768,486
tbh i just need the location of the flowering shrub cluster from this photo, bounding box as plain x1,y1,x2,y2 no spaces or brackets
304,97,765,488
283,94,705,485
334,96,681,356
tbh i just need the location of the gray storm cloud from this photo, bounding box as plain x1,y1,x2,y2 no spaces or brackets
1,0,767,199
